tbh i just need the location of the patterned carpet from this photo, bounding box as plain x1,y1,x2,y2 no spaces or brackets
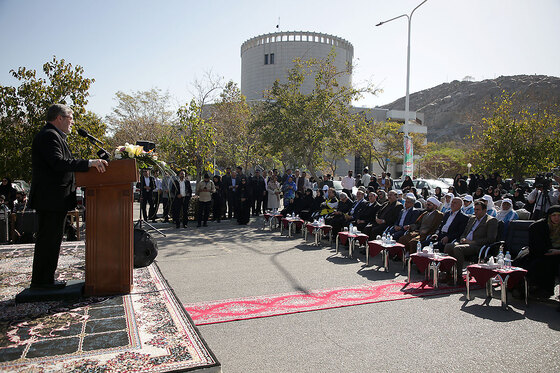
0,242,220,372
185,279,467,326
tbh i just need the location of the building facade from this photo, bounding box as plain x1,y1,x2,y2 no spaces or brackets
241,31,353,100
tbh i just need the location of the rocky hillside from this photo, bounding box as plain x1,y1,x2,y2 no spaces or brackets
380,75,560,142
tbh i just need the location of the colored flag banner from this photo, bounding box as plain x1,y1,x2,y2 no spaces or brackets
403,135,413,178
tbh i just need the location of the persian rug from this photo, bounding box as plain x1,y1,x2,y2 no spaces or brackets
0,242,220,372
185,280,469,326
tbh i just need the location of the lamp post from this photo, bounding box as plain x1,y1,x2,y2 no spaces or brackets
467,163,472,176
376,0,428,178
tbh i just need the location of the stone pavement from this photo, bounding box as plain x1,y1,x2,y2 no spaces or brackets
139,204,560,372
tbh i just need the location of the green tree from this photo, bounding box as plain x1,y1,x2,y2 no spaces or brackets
106,88,174,149
471,92,560,180
212,81,266,172
159,99,216,178
0,56,98,180
254,49,376,176
418,142,469,178
354,119,426,172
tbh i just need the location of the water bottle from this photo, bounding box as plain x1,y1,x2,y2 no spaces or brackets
429,242,434,253
497,248,505,269
417,241,422,253
504,251,512,269
349,223,354,234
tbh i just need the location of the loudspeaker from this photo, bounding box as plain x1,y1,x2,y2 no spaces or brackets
136,140,156,152
134,228,158,268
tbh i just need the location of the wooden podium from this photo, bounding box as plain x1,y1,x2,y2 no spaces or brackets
75,158,138,296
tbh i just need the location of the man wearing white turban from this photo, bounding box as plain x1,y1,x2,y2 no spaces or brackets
398,197,444,254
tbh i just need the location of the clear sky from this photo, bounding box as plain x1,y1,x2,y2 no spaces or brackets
1,0,559,119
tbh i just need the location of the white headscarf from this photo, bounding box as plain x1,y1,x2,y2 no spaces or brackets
442,192,454,210
496,198,513,221
481,194,495,211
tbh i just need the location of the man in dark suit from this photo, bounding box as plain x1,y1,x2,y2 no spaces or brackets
388,194,422,240
171,170,192,228
365,190,404,239
355,191,382,232
137,168,156,221
431,196,469,252
225,170,239,219
444,200,498,283
222,167,232,217
29,104,107,289
251,169,266,216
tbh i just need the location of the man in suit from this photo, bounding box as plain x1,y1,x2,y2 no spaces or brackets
388,194,422,240
171,170,192,228
355,191,381,232
399,197,444,254
431,196,469,252
28,104,107,289
365,190,403,239
250,169,266,216
137,169,156,221
444,200,498,284
222,167,232,217
226,170,238,219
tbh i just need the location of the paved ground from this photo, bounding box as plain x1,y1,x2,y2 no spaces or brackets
138,204,560,373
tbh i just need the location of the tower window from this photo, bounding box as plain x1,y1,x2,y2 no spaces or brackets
270,53,275,64
264,54,269,65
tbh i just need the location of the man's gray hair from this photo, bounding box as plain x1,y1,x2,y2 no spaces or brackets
46,104,72,122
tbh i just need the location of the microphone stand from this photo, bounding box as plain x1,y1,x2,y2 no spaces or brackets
83,135,166,237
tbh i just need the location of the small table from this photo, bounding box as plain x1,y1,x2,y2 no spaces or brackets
408,252,458,288
367,240,406,271
263,212,283,230
304,223,332,246
336,231,369,257
281,217,305,237
466,264,528,308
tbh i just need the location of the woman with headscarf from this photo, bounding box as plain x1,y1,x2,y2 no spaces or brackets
266,174,281,211
310,189,325,219
282,176,297,207
481,194,497,217
495,198,519,239
512,188,527,209
237,177,251,225
462,195,474,215
491,187,503,202
401,175,414,190
433,186,443,202
376,189,388,206
420,187,430,201
212,175,224,223
447,186,457,197
299,189,315,221
517,205,560,298
440,193,453,213
473,187,485,200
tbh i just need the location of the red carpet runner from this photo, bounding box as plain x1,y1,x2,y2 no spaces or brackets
185,280,466,325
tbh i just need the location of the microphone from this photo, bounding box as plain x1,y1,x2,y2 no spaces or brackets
77,128,103,145
76,127,110,161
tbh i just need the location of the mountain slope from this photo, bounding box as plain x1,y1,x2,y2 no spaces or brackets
380,74,560,142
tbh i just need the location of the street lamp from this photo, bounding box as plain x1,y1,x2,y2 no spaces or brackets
467,162,472,175
376,0,428,178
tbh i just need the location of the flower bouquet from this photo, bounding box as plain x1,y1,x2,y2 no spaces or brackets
114,143,175,176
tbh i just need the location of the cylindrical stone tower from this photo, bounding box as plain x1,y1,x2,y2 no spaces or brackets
240,31,354,101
